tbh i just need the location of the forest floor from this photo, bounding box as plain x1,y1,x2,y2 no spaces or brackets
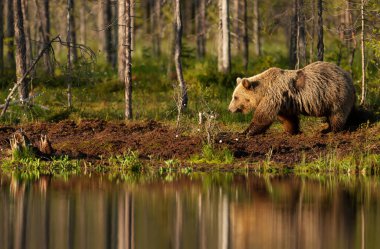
1,119,380,170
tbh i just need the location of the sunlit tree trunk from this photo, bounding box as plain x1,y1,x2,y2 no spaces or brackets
309,0,315,63
253,0,261,56
346,0,356,76
118,0,126,86
296,0,306,69
218,0,230,74
6,0,15,70
289,10,297,68
80,0,86,44
152,0,161,57
233,0,241,53
67,0,77,64
360,0,366,106
105,0,113,65
67,0,74,107
174,0,188,110
14,0,28,101
0,1,4,74
195,0,206,59
242,0,248,70
125,0,132,120
317,0,324,61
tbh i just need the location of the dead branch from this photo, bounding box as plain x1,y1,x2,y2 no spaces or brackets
1,35,60,117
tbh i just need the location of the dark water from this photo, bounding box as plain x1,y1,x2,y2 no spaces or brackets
1,173,380,249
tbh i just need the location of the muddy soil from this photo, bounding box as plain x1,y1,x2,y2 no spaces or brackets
1,119,379,166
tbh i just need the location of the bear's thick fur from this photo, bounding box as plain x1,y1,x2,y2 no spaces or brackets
228,61,356,135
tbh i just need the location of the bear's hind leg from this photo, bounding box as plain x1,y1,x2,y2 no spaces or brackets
325,112,346,133
278,114,300,135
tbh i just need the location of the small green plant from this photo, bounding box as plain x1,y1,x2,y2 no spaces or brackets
108,150,145,173
189,144,234,165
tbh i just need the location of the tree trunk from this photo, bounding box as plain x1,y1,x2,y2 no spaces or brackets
360,0,366,106
317,0,324,61
98,0,105,53
253,0,261,56
218,0,230,74
296,0,306,69
309,0,315,63
6,0,15,70
152,0,161,57
67,0,73,107
13,0,28,101
242,0,248,70
233,0,240,53
21,0,32,68
0,0,4,74
289,11,297,68
118,0,126,86
34,0,52,75
80,0,86,44
67,0,77,65
174,0,188,111
346,0,356,76
105,0,113,65
195,0,206,59
125,0,133,120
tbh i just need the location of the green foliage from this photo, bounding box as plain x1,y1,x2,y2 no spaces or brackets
190,144,234,165
108,150,145,173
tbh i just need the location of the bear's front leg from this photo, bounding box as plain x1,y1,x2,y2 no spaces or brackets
243,114,273,136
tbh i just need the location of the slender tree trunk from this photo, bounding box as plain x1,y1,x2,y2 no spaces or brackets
152,0,161,57
233,0,240,53
125,0,133,120
218,0,231,74
68,0,77,64
98,0,105,52
296,0,306,69
309,0,315,63
6,0,15,70
21,0,32,68
360,0,366,106
195,0,206,58
131,0,135,53
80,0,86,44
242,0,248,70
346,0,356,76
118,0,126,86
289,9,297,68
34,0,52,74
0,0,4,74
67,0,73,107
253,0,261,56
105,0,113,65
174,0,188,111
112,1,118,69
317,0,324,61
14,0,28,101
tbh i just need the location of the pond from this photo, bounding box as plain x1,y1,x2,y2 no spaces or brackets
0,173,380,249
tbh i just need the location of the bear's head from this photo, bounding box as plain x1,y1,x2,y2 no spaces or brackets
228,77,262,114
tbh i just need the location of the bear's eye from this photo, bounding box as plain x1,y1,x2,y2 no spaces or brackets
234,96,238,100
245,99,250,102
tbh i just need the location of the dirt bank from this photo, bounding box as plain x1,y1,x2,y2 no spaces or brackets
1,119,379,166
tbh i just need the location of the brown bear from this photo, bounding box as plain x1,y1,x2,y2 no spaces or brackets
228,61,356,135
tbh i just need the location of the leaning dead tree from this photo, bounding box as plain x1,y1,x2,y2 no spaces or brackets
1,36,59,116
174,0,188,116
1,35,95,117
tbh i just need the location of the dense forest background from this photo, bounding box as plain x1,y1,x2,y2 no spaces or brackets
0,0,379,124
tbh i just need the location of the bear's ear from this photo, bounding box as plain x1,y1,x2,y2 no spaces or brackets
242,79,259,90
236,77,242,85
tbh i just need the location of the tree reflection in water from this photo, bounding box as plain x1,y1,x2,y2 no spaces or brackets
0,174,379,249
